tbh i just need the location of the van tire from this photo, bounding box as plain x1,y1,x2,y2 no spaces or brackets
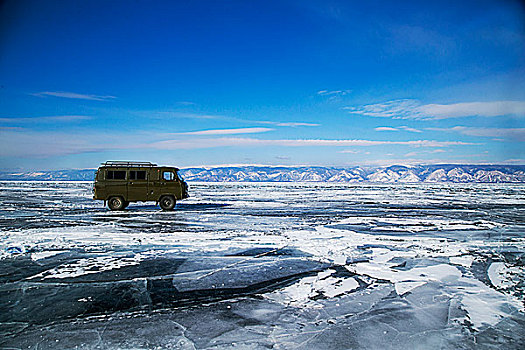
108,196,126,211
159,195,176,210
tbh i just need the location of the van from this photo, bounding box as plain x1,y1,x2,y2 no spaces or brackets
93,161,189,210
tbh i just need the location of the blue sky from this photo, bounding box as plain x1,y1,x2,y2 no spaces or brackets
0,0,524,170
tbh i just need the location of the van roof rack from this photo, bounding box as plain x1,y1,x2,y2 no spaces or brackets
102,161,158,167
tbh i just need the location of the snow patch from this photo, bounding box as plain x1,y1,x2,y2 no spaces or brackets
31,250,68,261
32,253,152,279
265,269,359,307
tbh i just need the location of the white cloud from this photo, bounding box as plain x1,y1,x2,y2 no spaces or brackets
0,130,112,157
0,115,91,123
33,91,116,101
274,122,320,127
375,126,422,132
420,101,525,119
345,99,525,120
149,137,475,150
257,121,320,127
375,127,399,131
399,126,422,133
345,99,422,119
0,127,476,159
136,110,320,127
428,126,525,141
143,111,224,120
317,89,352,97
401,149,448,158
175,127,273,135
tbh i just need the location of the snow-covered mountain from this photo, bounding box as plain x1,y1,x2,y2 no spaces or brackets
187,165,525,183
0,169,98,181
2,164,523,183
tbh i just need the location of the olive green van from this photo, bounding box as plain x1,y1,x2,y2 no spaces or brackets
93,161,189,210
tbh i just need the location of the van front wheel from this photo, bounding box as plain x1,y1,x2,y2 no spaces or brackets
108,196,126,211
159,196,176,211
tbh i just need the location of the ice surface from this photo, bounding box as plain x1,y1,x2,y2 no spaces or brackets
0,181,524,349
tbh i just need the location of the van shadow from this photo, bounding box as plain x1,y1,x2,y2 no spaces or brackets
127,203,231,211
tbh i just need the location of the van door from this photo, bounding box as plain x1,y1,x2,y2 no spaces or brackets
105,169,128,200
148,168,162,201
128,169,148,202
158,169,177,197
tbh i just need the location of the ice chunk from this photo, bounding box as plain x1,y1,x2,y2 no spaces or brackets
31,254,148,279
457,276,522,330
266,270,359,307
487,262,520,290
321,277,359,298
449,255,474,268
394,281,426,295
347,263,462,285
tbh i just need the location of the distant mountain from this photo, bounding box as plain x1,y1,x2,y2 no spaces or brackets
1,165,524,183
179,165,525,183
0,169,97,181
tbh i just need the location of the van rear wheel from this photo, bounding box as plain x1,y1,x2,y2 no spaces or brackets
159,196,176,211
108,196,126,211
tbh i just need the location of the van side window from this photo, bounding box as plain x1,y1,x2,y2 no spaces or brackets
130,171,146,180
163,171,174,181
107,170,126,180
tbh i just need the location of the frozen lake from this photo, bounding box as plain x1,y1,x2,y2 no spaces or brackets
0,181,524,349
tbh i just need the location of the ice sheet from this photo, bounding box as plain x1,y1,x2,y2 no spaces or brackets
0,181,523,348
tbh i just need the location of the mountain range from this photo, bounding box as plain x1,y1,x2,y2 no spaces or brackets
1,165,524,183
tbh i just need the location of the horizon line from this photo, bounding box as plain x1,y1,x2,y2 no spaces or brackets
1,162,524,172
